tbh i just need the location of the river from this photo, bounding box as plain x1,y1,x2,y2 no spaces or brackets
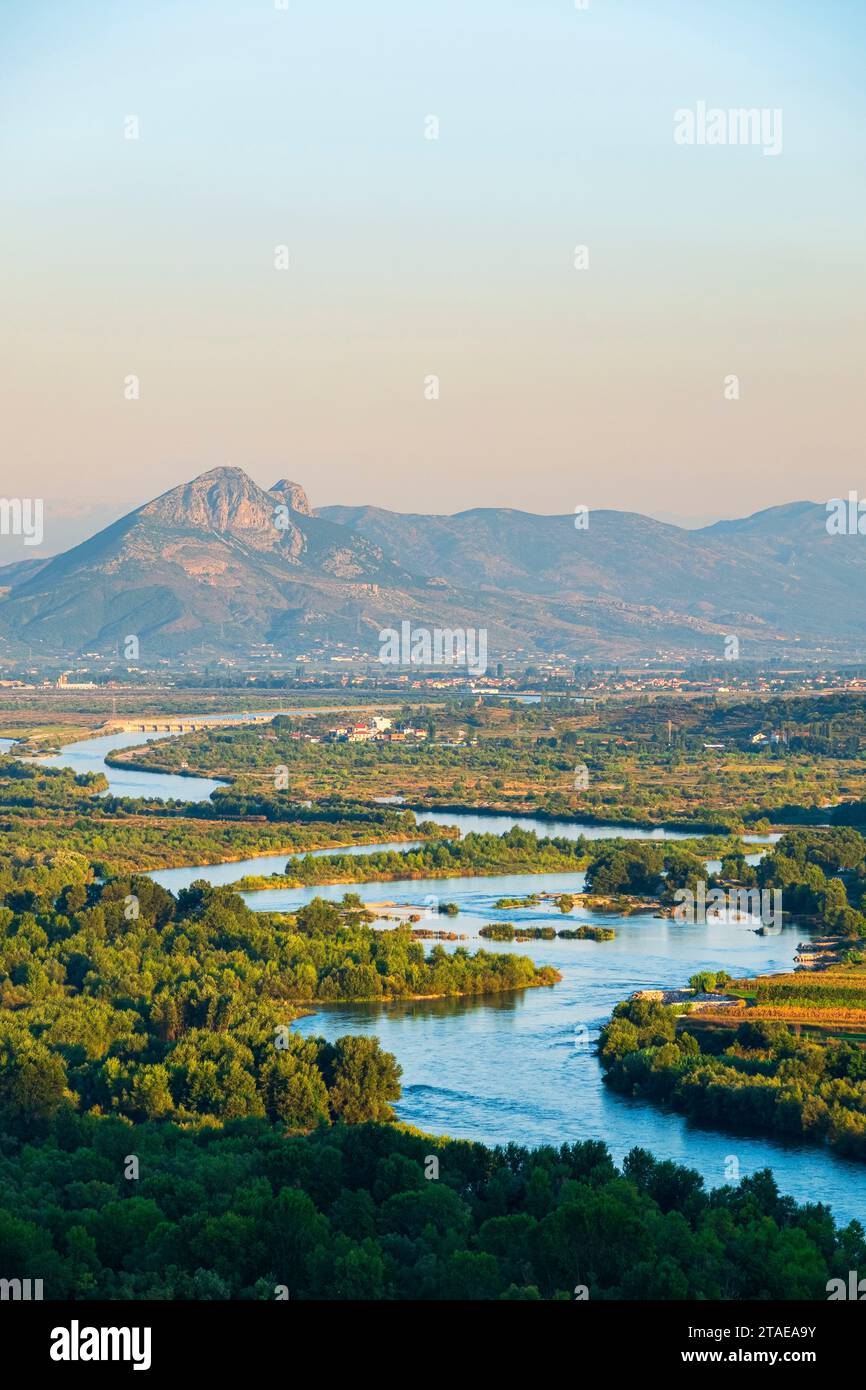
412,805,780,846
39,724,866,1224
39,730,226,801
143,863,866,1223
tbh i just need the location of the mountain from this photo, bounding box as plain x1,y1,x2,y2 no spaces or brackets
321,497,866,660
269,480,313,517
0,467,861,662
0,469,410,659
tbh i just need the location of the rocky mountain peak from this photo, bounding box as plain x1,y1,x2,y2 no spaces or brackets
139,466,294,550
269,479,313,516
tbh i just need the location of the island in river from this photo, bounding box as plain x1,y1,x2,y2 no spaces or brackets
5,719,866,1229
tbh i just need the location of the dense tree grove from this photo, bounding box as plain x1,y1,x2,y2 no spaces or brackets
580,826,866,938
0,878,556,1132
0,1115,860,1300
231,828,735,893
600,1001,866,1159
0,758,437,877
754,827,866,937
258,826,596,886
583,843,710,899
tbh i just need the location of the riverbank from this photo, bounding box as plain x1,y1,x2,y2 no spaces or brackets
407,800,739,836
14,716,866,1223
103,748,234,782
232,859,592,893
296,975,563,1004
600,954,866,1162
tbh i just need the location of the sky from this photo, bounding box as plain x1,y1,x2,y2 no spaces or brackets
1,0,865,557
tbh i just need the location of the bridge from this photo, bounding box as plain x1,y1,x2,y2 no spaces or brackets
106,714,280,735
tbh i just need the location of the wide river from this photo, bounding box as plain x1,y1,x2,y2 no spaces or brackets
33,725,866,1224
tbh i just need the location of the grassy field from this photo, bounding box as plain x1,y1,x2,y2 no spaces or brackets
104,703,866,829
694,965,866,1034
0,719,96,751
6,689,866,829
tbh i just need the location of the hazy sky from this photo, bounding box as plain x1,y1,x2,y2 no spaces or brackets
2,0,865,557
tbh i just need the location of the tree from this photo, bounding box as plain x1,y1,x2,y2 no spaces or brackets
322,1036,402,1124
261,1048,330,1130
129,1064,173,1120
0,1039,69,1132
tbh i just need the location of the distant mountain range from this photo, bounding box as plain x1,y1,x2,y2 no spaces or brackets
0,467,861,663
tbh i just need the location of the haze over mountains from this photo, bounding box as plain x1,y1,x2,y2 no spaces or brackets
0,467,861,664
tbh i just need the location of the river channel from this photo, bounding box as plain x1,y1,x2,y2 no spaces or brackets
35,724,866,1224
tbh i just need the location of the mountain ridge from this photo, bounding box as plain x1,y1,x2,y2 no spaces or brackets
0,468,858,662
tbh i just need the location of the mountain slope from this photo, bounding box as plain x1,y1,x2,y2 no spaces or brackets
0,469,861,661
321,498,865,654
0,469,415,657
